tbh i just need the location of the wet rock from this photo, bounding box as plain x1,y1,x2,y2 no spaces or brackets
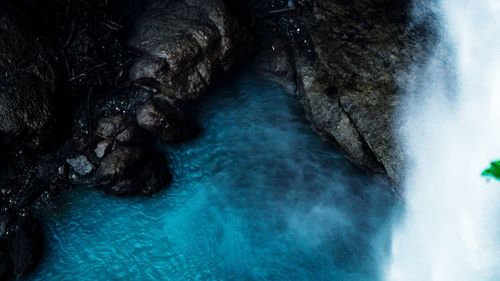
66,155,94,176
95,147,171,196
0,246,12,281
0,211,14,237
4,216,43,277
253,36,296,91
91,83,154,119
251,0,431,187
94,140,112,159
136,97,199,144
292,0,432,186
0,3,57,149
95,115,131,139
128,0,254,100
95,115,151,146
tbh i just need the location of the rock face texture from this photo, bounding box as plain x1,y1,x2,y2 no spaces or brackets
128,0,255,100
0,3,57,149
298,0,416,185
251,0,432,187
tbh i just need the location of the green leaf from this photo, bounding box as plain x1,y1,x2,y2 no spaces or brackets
482,160,500,181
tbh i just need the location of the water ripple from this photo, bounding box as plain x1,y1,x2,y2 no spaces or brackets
25,71,396,281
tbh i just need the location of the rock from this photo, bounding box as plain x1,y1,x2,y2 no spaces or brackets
253,36,296,92
94,140,112,159
0,246,12,281
294,0,431,186
91,83,154,119
0,211,43,279
0,2,57,149
128,0,254,100
136,96,199,144
95,115,151,146
66,155,94,176
95,115,131,139
252,0,431,187
4,216,43,277
94,147,171,196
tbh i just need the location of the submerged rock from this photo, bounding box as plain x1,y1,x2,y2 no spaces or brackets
94,147,171,196
128,0,255,100
0,3,57,149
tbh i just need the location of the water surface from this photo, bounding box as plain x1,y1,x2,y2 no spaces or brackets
26,71,395,281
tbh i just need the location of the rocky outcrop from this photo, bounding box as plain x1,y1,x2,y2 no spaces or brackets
297,0,420,186
0,2,57,150
251,0,432,187
128,0,255,100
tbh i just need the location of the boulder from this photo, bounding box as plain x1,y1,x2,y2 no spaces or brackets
294,0,432,186
94,147,171,196
95,115,151,146
0,211,43,279
136,96,199,144
66,155,94,176
5,216,43,276
0,2,57,149
0,245,12,280
253,0,431,187
128,0,255,100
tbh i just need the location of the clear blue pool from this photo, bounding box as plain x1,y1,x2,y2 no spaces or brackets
25,71,396,281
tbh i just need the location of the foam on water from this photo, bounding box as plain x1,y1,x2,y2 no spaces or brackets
25,71,394,281
387,1,500,280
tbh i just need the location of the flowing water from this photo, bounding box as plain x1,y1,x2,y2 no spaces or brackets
387,1,500,280
25,71,395,281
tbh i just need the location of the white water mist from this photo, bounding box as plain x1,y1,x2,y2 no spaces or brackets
387,1,500,280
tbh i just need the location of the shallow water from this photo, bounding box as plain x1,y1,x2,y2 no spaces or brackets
25,71,395,281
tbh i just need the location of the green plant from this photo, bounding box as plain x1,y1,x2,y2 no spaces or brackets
482,160,500,181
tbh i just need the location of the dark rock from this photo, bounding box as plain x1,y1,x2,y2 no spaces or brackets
0,211,15,237
0,147,71,211
250,0,432,187
91,83,154,119
95,114,151,146
293,0,431,186
66,155,94,176
95,147,171,196
253,36,296,91
0,3,57,149
128,0,255,100
136,96,199,144
96,115,132,139
0,245,12,281
5,216,43,277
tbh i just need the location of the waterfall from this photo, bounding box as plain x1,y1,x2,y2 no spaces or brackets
386,1,500,280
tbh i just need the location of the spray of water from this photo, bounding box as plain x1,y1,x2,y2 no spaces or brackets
387,1,500,280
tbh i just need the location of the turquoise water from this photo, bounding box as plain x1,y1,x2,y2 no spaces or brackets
25,71,396,281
